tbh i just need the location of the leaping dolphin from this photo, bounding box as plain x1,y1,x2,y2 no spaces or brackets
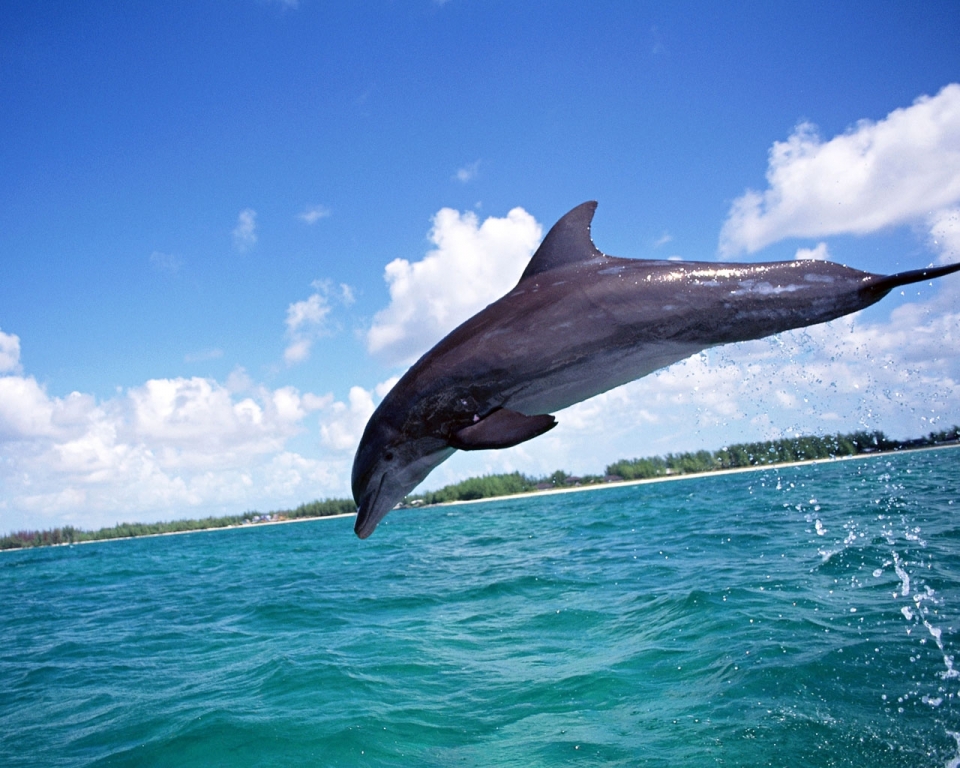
352,202,960,538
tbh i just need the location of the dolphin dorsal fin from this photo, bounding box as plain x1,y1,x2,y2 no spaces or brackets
519,201,604,282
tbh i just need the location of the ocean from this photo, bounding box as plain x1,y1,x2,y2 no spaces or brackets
2,447,959,767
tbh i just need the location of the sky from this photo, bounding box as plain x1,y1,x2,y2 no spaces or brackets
2,1,960,534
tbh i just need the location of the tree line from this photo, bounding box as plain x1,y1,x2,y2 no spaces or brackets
406,426,958,503
2,427,956,550
608,430,896,480
0,498,355,551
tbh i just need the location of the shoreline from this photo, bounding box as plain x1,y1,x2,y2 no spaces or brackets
66,512,360,547
0,512,360,551
5,443,957,551
427,441,960,509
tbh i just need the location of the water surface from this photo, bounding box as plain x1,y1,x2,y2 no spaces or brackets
3,448,959,766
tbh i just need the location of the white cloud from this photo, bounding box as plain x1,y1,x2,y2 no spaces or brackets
316,376,399,454
0,345,354,532
259,452,344,500
653,232,673,248
298,204,331,224
225,366,254,394
719,84,960,256
285,293,332,364
0,329,21,374
283,338,312,366
233,208,258,251
319,385,376,452
794,242,830,261
119,377,324,473
0,374,58,439
283,280,355,365
375,375,400,399
454,160,480,183
366,206,543,366
928,207,960,264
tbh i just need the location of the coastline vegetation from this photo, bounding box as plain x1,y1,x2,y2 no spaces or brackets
404,427,958,505
0,498,356,551
3,427,957,551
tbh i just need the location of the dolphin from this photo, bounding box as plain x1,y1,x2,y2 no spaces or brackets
352,201,960,538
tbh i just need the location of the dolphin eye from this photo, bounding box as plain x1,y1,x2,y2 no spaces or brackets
384,451,394,461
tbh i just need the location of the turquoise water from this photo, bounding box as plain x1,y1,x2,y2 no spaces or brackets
3,449,960,767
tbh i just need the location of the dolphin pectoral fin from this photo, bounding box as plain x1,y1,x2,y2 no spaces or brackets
449,408,557,451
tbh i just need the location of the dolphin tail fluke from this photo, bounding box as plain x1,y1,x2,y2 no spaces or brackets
864,261,960,299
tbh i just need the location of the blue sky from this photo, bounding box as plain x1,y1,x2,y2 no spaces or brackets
2,1,960,533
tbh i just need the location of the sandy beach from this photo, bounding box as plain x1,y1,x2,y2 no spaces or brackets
429,442,960,509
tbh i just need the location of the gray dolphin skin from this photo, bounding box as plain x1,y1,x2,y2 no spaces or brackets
352,201,960,538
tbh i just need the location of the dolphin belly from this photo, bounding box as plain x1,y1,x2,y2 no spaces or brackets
503,341,702,416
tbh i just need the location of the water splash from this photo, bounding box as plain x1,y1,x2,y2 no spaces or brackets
946,731,960,768
892,551,911,597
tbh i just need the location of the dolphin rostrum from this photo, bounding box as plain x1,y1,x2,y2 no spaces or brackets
352,202,960,538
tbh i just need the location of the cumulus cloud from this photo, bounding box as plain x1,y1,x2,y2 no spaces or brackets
794,242,830,261
0,341,362,531
283,280,355,365
928,207,960,264
719,83,960,256
319,386,376,451
127,378,301,457
316,376,399,455
285,292,332,365
233,208,258,251
0,374,59,440
366,206,542,366
298,204,331,224
0,329,21,374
